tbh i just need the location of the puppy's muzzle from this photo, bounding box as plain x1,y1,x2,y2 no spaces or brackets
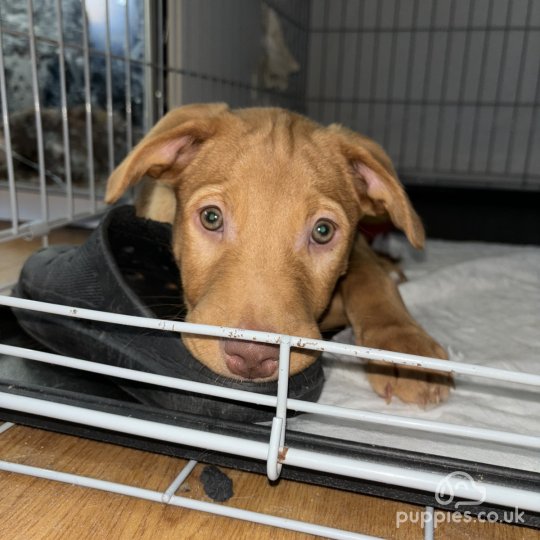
221,339,279,379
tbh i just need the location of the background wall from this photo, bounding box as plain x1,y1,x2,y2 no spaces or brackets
169,0,309,113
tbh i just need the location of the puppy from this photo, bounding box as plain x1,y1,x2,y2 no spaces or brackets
106,103,452,407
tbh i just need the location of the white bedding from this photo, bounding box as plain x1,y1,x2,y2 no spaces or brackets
288,236,540,473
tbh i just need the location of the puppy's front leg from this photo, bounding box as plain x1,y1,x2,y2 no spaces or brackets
340,236,452,407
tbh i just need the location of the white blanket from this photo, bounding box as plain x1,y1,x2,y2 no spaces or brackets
288,236,540,473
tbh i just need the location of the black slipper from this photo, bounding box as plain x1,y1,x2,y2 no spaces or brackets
11,205,324,422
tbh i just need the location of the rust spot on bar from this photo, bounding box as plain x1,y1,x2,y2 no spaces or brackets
295,339,320,350
278,447,288,461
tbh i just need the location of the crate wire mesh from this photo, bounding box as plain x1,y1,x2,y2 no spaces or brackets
307,0,540,190
0,0,539,538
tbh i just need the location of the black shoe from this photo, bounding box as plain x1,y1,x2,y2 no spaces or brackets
12,205,324,422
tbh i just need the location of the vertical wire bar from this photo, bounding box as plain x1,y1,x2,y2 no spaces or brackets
55,0,73,220
297,26,302,110
211,0,219,105
267,336,291,481
485,0,513,174
467,1,494,172
300,0,310,114
104,0,115,174
161,460,198,503
156,0,164,119
221,4,228,105
522,42,540,186
143,0,153,131
317,0,329,121
27,0,49,246
433,0,457,171
0,422,14,434
450,0,475,171
350,0,366,131
124,0,133,152
81,0,96,213
166,0,180,107
275,338,291,423
382,0,401,150
367,0,383,138
219,2,227,105
424,506,435,540
397,0,419,167
198,0,204,103
334,0,347,122
504,0,534,176
0,18,19,234
414,2,437,170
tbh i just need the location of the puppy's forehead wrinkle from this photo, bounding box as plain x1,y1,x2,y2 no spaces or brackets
264,110,304,156
232,110,317,160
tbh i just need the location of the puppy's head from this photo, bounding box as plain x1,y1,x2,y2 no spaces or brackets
106,104,423,381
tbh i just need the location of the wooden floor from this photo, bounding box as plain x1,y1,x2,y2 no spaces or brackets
0,227,537,539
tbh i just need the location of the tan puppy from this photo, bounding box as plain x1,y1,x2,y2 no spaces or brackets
106,103,452,407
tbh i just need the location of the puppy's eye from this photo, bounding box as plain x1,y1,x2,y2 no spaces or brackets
200,206,223,231
311,219,335,244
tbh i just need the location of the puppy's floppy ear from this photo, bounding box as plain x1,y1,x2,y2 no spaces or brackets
105,103,229,204
328,124,425,249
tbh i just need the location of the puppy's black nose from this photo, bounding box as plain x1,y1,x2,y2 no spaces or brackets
222,339,279,379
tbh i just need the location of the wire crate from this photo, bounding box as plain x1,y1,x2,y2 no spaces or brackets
0,1,539,538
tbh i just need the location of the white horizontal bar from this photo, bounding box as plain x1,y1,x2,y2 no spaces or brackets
2,343,540,451
0,344,275,408
2,295,540,387
285,447,540,513
0,391,268,460
1,392,538,512
0,460,375,540
0,211,104,243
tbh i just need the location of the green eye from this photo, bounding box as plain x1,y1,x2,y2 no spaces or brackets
200,206,223,231
311,219,335,244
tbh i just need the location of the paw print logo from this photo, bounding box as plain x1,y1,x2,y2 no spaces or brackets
435,471,487,508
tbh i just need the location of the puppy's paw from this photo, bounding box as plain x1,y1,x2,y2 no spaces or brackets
364,326,453,408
